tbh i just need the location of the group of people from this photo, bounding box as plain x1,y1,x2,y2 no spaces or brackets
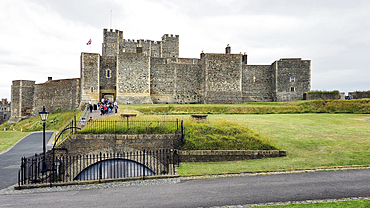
99,98,118,115
88,98,119,115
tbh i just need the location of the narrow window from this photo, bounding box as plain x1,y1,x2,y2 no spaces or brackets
290,77,295,82
106,69,111,78
91,87,94,92
291,87,295,92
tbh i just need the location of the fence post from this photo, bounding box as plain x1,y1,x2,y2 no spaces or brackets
172,149,175,175
143,150,145,179
18,170,20,188
181,120,184,143
99,152,102,182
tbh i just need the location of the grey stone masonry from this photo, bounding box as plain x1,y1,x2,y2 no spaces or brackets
201,53,243,104
10,28,312,121
275,58,311,101
0,98,11,124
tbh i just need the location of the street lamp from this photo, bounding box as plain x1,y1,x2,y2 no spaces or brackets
39,106,49,171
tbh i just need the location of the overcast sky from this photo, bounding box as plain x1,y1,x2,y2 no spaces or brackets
1,0,369,101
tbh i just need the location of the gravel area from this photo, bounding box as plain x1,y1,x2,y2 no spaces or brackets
0,178,180,195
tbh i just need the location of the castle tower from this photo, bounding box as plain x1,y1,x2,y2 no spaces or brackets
102,29,122,56
80,53,100,105
274,58,311,101
201,52,243,104
161,34,179,58
10,80,35,120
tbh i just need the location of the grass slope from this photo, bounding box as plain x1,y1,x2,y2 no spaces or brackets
0,110,82,132
0,131,29,152
178,114,370,175
182,119,277,150
0,109,82,153
135,99,370,114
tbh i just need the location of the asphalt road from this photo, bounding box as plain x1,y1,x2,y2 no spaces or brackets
0,132,54,190
0,169,369,208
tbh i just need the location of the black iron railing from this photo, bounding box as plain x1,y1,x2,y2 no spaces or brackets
79,119,183,135
18,149,178,186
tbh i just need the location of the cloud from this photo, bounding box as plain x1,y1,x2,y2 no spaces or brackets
1,0,370,101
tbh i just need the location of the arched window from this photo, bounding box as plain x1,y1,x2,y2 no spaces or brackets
106,68,111,78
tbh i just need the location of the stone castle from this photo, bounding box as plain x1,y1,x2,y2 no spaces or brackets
10,28,311,121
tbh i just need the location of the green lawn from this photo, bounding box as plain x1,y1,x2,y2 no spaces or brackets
178,114,370,175
0,131,29,152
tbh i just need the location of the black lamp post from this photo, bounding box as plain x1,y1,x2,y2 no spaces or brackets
39,106,49,171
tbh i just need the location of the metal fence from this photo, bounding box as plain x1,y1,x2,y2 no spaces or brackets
18,149,178,186
81,119,183,135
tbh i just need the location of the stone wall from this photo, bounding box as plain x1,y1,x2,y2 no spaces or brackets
100,56,117,89
150,58,202,104
58,134,182,156
33,78,80,115
348,92,370,99
80,53,100,104
202,54,243,104
10,80,35,120
116,53,152,104
56,134,286,163
242,65,274,102
178,150,286,162
0,99,11,124
304,92,340,100
10,28,312,119
275,58,311,101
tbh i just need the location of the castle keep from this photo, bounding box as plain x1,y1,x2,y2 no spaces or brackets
11,28,311,120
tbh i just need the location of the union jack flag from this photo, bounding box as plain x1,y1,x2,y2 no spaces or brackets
86,39,92,45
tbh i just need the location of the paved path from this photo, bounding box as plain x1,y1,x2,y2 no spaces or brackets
0,169,369,208
0,132,54,189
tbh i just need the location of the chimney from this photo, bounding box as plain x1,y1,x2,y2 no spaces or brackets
2,98,6,105
225,44,231,54
48,77,52,81
200,50,205,59
242,53,248,65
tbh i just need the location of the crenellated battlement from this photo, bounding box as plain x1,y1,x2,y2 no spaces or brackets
121,39,162,44
10,27,311,118
162,34,179,41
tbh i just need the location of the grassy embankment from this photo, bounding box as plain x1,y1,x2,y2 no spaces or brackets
0,131,29,152
122,100,370,175
135,99,370,114
0,109,82,152
1,100,370,175
178,113,370,175
78,115,277,151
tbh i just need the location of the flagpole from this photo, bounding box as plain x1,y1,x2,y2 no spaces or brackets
90,37,91,52
110,10,112,29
